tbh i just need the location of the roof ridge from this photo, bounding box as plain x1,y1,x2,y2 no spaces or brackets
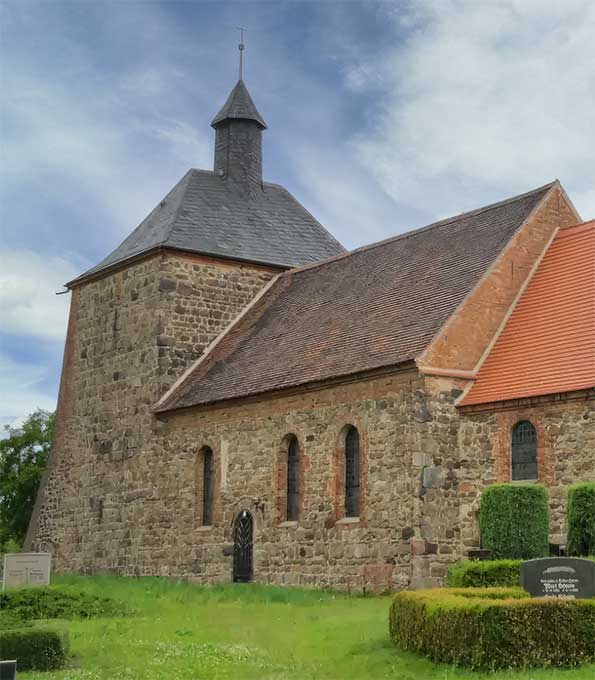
157,179,563,412
558,219,595,235
157,169,196,247
459,206,595,407
67,170,195,286
263,182,345,253
283,181,558,278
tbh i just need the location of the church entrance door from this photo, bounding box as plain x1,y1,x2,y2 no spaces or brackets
233,510,253,583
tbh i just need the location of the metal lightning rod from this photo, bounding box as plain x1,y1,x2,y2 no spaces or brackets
236,26,246,80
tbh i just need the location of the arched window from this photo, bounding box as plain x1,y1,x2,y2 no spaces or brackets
512,421,537,481
344,426,360,517
201,447,214,525
286,436,300,521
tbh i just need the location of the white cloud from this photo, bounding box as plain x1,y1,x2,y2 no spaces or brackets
0,250,78,342
0,355,57,421
1,73,211,241
353,0,595,218
151,119,211,166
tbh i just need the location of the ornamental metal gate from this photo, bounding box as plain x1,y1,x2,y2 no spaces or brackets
233,510,253,583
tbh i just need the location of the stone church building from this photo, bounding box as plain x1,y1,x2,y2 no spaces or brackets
26,76,594,590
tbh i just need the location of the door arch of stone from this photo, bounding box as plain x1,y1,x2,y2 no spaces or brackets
233,510,253,583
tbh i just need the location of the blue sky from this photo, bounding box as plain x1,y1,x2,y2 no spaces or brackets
1,0,594,428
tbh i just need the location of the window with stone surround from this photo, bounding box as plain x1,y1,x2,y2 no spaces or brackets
344,426,360,517
511,421,537,481
199,446,215,525
286,436,300,521
276,433,302,524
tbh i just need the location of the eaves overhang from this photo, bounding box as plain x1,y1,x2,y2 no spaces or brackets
65,245,290,289
154,360,418,417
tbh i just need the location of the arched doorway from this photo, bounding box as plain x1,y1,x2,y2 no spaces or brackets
233,510,253,583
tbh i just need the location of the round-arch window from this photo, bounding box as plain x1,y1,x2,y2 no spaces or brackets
511,421,537,481
344,426,360,517
201,447,214,525
286,436,300,521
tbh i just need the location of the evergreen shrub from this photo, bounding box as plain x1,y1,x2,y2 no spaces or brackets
447,559,522,587
479,483,549,559
389,588,595,670
567,482,595,557
447,557,595,590
0,586,126,622
0,628,68,671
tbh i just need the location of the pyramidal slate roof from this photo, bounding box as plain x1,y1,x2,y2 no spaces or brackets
211,79,267,129
71,169,345,284
156,182,557,412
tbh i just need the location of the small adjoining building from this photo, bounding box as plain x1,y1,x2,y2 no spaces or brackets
26,72,594,591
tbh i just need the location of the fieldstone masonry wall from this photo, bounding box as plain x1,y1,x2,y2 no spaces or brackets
470,395,595,544
32,344,592,590
27,252,277,561
27,185,592,590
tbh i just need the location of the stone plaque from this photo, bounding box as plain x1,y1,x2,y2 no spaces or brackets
2,552,51,590
520,557,595,599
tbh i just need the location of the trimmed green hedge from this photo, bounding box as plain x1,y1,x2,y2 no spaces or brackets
389,587,595,670
447,557,595,589
567,483,595,557
447,559,522,587
479,483,549,559
0,586,127,623
0,628,68,671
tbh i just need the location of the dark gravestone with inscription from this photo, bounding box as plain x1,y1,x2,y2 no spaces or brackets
520,557,595,599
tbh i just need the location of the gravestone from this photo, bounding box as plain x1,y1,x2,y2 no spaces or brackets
0,660,17,680
520,557,595,599
468,549,492,561
2,552,51,589
0,659,17,680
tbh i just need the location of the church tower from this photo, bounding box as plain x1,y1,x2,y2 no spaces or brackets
25,70,344,567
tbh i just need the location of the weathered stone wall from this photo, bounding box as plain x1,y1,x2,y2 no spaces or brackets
410,378,595,587
149,373,595,590
30,321,593,589
466,394,595,544
26,184,590,590
26,252,277,561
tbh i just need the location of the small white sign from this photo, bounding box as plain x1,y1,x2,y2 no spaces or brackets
2,552,51,589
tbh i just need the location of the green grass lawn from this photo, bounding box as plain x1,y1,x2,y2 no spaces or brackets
20,575,595,680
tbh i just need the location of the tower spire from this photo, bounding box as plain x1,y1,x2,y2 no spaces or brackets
211,34,267,191
236,26,246,80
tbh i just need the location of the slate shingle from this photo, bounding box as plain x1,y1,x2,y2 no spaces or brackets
211,79,267,129
72,169,345,283
157,182,556,412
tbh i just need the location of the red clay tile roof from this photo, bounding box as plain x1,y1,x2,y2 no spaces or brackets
157,183,556,412
460,220,595,407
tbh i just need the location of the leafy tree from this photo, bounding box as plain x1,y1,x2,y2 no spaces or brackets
0,410,54,548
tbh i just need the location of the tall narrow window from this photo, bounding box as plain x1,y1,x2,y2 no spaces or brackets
345,426,360,517
287,436,300,521
512,421,537,481
202,447,214,525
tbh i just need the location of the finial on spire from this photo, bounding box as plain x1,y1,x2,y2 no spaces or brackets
236,26,246,80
